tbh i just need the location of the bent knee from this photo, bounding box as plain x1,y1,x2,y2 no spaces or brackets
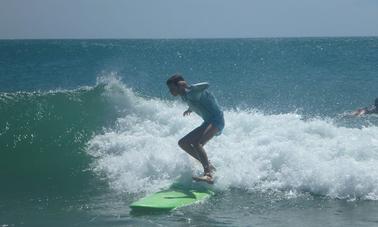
192,142,204,149
178,138,189,148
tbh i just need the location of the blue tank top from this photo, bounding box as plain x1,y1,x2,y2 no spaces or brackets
181,82,223,122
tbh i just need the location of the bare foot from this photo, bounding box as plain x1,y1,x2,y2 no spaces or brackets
192,173,214,184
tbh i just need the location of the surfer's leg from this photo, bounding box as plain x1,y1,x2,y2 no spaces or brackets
192,123,219,175
178,125,207,163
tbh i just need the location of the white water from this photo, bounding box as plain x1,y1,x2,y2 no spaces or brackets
86,77,378,200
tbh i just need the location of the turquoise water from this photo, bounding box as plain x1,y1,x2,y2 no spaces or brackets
1,38,378,226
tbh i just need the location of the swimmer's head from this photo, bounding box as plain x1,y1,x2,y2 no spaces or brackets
375,98,378,107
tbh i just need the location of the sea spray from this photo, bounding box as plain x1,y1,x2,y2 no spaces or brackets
86,79,378,200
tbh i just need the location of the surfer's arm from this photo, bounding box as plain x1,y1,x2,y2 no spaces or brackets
182,82,209,116
191,82,209,92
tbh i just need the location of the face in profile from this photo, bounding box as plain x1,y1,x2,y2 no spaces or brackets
168,83,179,96
168,81,186,96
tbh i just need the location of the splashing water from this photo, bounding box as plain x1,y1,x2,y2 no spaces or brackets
86,77,378,200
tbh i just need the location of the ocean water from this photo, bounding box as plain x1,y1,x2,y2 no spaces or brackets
1,38,378,226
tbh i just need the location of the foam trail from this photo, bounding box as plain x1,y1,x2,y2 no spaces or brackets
215,111,378,200
87,78,378,200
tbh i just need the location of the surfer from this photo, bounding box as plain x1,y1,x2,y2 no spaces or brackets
352,98,378,116
166,74,224,184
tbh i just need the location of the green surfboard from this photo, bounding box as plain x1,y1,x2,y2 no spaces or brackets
130,183,214,212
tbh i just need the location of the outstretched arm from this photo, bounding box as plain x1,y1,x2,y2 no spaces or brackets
191,82,209,92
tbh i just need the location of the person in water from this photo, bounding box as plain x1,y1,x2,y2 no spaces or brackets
166,74,224,184
352,98,378,116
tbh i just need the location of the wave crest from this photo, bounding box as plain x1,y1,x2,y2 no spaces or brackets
86,78,378,200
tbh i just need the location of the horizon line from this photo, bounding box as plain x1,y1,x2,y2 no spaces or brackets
1,35,378,41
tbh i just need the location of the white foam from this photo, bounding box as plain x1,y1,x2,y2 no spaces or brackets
86,77,378,200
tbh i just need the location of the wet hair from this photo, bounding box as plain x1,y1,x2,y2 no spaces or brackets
375,98,378,107
166,74,185,86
